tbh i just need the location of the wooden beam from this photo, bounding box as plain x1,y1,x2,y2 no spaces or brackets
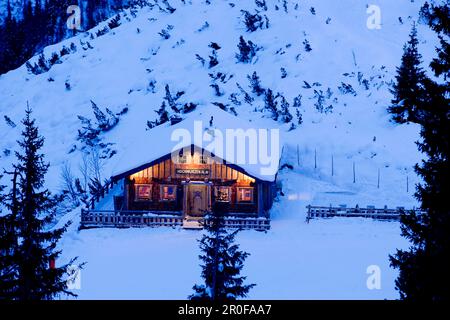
257,183,264,217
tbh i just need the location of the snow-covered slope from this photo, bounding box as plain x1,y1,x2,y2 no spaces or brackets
0,0,436,299
0,0,432,197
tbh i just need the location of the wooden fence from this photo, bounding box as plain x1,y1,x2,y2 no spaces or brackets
306,205,424,222
80,209,270,231
81,209,183,228
213,217,270,231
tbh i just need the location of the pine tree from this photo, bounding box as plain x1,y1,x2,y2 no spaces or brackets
390,2,450,301
241,10,267,32
0,215,15,299
235,36,258,63
0,0,25,75
190,201,255,300
293,94,303,125
293,94,302,109
156,101,170,125
278,96,293,123
0,0,128,75
37,54,49,73
264,89,278,121
247,72,265,96
388,23,427,124
255,0,267,11
163,84,184,113
296,108,303,125
0,172,19,299
90,100,108,129
11,106,79,300
209,50,219,69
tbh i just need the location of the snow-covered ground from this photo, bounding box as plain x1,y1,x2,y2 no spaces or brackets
60,221,406,300
59,170,408,299
0,0,435,299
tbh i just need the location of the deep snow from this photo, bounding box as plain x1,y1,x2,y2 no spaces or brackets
59,170,408,299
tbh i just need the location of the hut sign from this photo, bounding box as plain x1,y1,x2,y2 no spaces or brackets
175,168,210,175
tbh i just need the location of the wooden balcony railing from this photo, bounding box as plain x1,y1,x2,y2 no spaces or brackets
80,209,270,231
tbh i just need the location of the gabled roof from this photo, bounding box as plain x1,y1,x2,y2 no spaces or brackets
112,144,268,182
110,107,280,182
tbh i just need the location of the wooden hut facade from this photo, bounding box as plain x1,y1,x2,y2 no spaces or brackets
80,108,278,230
111,145,275,218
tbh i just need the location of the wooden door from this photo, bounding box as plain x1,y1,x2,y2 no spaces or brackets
188,184,208,216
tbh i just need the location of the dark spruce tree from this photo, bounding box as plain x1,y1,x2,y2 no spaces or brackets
264,89,279,121
235,36,258,63
0,0,131,75
10,107,79,300
0,173,19,299
279,96,293,123
156,101,170,125
388,23,427,124
390,2,450,301
0,0,22,74
247,72,265,96
189,201,255,300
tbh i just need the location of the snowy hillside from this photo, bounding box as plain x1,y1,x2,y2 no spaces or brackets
0,0,436,299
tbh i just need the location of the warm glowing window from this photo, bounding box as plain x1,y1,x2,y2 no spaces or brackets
237,187,253,203
135,184,152,201
214,186,230,202
160,185,177,201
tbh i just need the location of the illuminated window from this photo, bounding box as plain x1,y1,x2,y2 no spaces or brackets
135,184,152,201
214,186,230,202
160,185,177,201
237,187,253,203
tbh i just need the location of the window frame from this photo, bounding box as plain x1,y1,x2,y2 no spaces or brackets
134,184,152,202
160,184,177,202
236,187,254,204
214,186,231,203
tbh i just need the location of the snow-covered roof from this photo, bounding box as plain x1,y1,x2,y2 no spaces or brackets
110,107,280,182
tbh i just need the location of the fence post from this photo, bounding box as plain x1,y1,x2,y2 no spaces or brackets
353,162,356,183
377,168,380,189
331,155,334,176
314,149,317,169
297,144,300,166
